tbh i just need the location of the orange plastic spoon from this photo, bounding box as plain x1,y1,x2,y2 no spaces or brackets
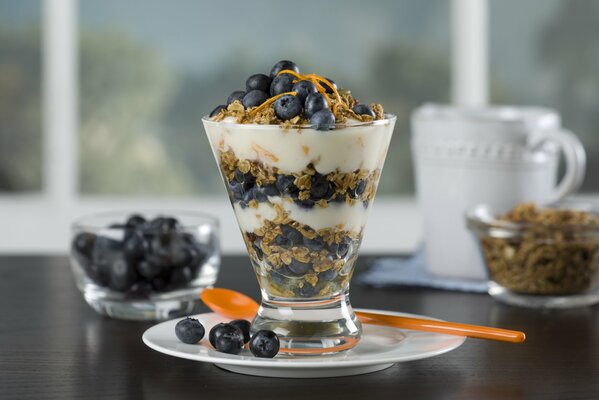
200,288,526,343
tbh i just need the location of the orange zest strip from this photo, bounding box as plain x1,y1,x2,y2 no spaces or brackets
248,91,297,116
277,69,303,80
276,70,355,116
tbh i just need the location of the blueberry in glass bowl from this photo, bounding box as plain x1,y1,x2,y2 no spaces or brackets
70,211,220,320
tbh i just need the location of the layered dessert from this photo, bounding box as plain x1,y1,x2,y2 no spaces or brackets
204,60,394,303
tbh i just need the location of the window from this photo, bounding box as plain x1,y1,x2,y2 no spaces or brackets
78,0,450,195
0,0,42,192
490,0,599,192
13,0,578,254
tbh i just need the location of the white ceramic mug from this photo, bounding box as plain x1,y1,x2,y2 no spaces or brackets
411,104,586,280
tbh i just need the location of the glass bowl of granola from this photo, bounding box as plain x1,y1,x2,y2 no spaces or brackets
467,201,599,308
203,60,396,354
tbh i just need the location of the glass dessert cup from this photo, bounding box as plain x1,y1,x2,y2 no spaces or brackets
70,211,220,320
203,115,395,354
467,203,599,309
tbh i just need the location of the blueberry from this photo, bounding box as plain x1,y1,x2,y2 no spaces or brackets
73,232,96,258
352,104,375,117
108,223,136,241
91,236,122,268
273,94,302,121
318,77,337,94
234,168,256,190
147,235,192,269
291,80,317,103
125,214,146,229
168,266,194,288
252,238,264,260
242,90,269,108
109,256,136,292
270,60,299,78
270,269,287,285
296,199,315,209
209,104,226,117
123,231,148,261
245,186,267,203
319,269,338,282
274,234,291,247
228,180,245,201
270,73,295,96
330,238,351,258
212,324,244,355
304,93,329,118
186,243,207,270
126,281,153,299
348,181,367,199
246,73,272,93
303,236,324,251
227,90,245,105
209,322,227,347
355,180,367,196
288,259,311,276
249,330,280,358
310,110,335,131
149,217,181,242
230,319,251,344
262,184,279,197
275,175,298,196
310,173,330,199
136,260,162,280
295,284,317,298
175,317,205,344
280,225,303,245
151,276,167,291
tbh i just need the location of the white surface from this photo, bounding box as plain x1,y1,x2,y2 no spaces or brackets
142,310,466,378
411,105,586,280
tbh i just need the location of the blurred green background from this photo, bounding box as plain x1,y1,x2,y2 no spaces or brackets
1,0,598,195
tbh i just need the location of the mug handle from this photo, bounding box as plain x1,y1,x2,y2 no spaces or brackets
528,129,586,204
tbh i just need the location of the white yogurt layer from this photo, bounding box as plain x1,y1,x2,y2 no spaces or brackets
233,198,370,233
204,118,395,174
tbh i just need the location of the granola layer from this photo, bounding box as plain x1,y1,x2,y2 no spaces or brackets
219,149,380,208
241,204,361,298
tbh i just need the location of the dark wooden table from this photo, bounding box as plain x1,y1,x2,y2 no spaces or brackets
1,255,598,400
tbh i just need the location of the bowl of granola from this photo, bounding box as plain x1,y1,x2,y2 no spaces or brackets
467,201,599,308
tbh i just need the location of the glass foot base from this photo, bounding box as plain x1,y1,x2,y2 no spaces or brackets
83,290,204,321
251,291,361,355
488,281,599,309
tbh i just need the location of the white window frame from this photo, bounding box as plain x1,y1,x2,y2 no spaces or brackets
0,0,488,254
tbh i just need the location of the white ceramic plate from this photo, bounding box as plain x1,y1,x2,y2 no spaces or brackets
142,309,466,378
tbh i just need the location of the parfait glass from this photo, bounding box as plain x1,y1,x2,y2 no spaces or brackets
203,115,395,354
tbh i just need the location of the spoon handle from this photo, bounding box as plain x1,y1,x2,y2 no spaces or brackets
356,311,525,343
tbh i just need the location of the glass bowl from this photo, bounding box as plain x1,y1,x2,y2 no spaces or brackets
70,211,220,320
467,202,599,308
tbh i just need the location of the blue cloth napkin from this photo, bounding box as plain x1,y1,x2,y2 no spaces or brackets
357,248,488,293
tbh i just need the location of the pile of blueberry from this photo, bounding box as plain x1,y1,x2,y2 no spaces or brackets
210,60,376,131
229,168,369,210
72,214,209,298
175,317,280,358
